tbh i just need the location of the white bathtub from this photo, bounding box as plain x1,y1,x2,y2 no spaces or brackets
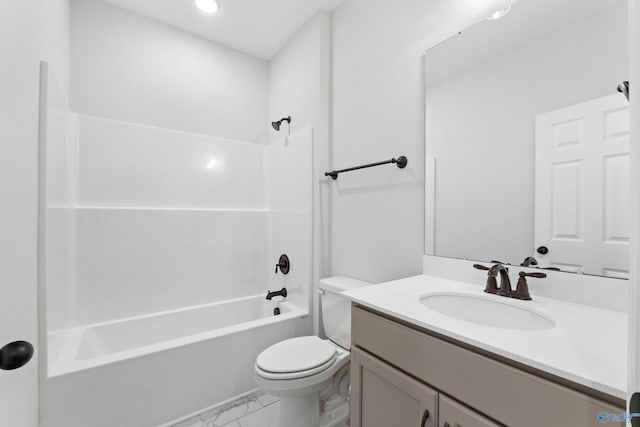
48,295,307,377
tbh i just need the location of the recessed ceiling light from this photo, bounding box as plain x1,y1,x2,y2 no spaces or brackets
195,0,219,14
486,0,511,20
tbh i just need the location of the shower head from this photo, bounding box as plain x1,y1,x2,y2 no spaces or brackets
271,116,291,131
618,81,629,101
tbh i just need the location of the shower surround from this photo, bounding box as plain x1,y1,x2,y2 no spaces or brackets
40,75,313,425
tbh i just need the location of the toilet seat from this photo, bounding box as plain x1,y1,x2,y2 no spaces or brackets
254,339,350,398
256,336,337,380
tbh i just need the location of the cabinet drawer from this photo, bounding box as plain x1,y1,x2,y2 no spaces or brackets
352,305,624,427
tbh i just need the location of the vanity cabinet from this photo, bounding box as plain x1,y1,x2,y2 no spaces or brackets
352,346,498,427
351,346,439,427
350,305,625,427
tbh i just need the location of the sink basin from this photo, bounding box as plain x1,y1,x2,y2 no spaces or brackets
420,292,556,331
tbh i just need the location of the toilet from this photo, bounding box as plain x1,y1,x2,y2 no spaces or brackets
254,276,372,427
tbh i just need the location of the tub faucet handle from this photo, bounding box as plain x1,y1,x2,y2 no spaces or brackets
275,254,290,274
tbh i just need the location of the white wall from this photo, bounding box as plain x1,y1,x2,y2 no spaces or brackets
43,0,71,96
628,0,640,409
0,0,69,425
70,0,269,143
75,118,266,209
267,12,331,334
427,4,628,265
330,0,495,283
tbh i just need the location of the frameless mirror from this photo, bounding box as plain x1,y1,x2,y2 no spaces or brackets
424,0,630,278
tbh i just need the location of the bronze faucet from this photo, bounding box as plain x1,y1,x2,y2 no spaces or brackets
473,264,547,300
494,264,513,297
473,263,510,295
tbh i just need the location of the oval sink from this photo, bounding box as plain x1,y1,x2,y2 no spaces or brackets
420,293,556,331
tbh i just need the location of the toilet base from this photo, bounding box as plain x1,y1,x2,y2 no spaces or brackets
278,394,320,427
319,400,349,427
277,393,349,427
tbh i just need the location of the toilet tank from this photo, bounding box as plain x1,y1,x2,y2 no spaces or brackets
319,276,372,350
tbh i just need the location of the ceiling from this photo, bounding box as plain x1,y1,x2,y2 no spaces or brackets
101,0,344,59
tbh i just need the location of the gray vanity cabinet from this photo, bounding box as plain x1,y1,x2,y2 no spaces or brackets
351,305,625,427
351,344,498,427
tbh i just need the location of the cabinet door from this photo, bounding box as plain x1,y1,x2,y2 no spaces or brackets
351,346,438,427
439,395,501,427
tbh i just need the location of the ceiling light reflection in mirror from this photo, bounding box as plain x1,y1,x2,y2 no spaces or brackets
195,0,219,14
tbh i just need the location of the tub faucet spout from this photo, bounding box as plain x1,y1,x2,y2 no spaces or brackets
266,288,287,300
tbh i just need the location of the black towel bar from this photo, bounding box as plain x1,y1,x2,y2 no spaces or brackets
324,156,407,180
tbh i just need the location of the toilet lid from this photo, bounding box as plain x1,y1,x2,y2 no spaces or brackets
256,336,336,374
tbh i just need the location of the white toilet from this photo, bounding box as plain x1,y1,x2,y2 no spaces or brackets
254,276,371,427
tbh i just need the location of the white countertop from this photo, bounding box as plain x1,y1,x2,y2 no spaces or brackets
343,274,627,400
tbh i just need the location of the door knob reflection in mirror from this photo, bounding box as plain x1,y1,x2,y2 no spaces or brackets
0,340,34,370
536,246,549,255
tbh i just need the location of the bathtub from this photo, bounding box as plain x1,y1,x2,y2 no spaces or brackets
48,295,307,377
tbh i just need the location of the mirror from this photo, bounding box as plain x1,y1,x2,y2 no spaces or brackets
425,0,629,278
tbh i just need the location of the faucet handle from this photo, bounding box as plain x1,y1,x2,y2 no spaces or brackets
474,264,499,294
522,272,547,279
473,263,490,271
275,254,290,275
513,271,547,300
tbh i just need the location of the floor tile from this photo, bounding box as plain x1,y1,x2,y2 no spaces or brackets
171,417,202,427
200,394,262,426
256,394,279,407
237,401,280,427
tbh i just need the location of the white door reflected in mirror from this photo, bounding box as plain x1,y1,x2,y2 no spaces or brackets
534,94,630,278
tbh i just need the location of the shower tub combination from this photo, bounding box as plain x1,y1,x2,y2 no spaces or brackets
49,296,306,377
42,295,310,427
40,75,313,427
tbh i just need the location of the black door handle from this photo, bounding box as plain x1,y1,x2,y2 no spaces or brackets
0,341,34,370
536,246,549,255
421,409,430,427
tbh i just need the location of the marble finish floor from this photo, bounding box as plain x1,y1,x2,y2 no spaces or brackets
172,391,280,427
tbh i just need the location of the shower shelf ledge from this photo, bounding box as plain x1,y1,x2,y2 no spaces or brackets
47,205,270,213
